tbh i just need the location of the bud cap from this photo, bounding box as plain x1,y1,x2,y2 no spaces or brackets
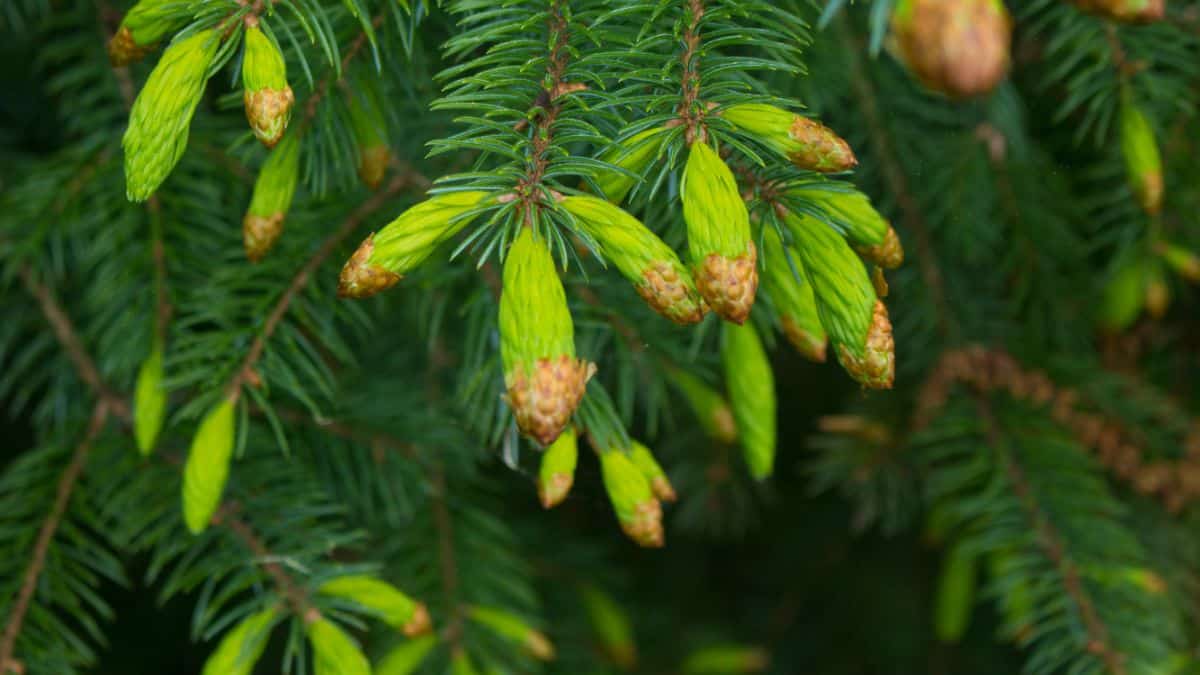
682,141,757,323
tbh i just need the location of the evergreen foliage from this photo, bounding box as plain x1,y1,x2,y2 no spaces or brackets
1,0,1199,673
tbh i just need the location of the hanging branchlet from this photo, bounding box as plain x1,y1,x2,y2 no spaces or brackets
580,585,637,668
307,615,372,675
890,0,1012,98
133,340,166,454
465,605,555,661
1098,249,1151,332
785,212,892,388
1157,241,1200,283
375,635,437,675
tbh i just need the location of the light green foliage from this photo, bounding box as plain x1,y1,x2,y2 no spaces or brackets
317,574,421,629
123,30,220,202
933,542,977,643
790,186,888,247
498,226,575,376
242,23,288,93
200,607,278,675
682,141,752,261
375,635,437,675
592,126,669,203
785,212,874,358
369,191,491,275
308,617,372,675
133,344,166,454
182,396,236,534
720,322,775,479
247,133,301,218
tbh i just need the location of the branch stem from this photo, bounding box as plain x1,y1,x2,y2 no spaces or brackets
0,403,110,670
223,171,413,399
973,395,1127,675
18,267,130,420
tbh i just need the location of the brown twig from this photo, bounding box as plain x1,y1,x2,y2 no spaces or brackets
0,403,110,670
973,395,1127,675
17,266,130,421
223,171,413,399
515,0,572,224
914,346,1200,512
678,0,707,144
217,506,316,621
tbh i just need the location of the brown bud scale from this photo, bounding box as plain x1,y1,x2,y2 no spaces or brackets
650,476,677,503
894,0,1011,98
781,316,828,363
243,212,284,262
538,472,573,509
636,261,707,324
857,226,904,270
244,87,295,148
837,300,895,389
694,242,758,324
623,498,664,548
402,602,432,637
107,25,153,67
789,116,857,172
338,234,402,298
358,145,390,190
711,404,738,444
525,632,556,661
505,356,596,446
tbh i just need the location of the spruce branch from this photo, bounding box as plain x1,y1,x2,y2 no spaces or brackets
215,505,316,620
222,170,414,399
517,0,572,221
0,402,110,672
915,347,1200,511
16,266,130,420
973,395,1128,675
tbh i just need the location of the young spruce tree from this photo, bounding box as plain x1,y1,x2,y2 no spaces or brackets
1,0,1199,673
